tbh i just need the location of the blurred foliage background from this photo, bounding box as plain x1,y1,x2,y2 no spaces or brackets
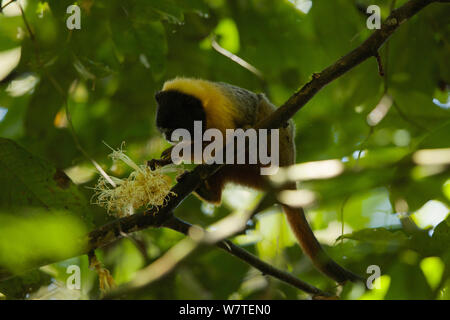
0,0,449,300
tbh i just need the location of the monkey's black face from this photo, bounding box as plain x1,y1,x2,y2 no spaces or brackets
155,90,206,142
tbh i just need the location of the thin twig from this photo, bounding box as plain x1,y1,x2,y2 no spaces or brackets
17,1,34,40
211,37,264,79
392,101,430,131
0,0,16,12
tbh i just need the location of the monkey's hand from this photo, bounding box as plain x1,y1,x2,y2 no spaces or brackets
147,146,173,170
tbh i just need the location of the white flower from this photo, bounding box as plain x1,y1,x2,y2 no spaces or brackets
91,143,180,217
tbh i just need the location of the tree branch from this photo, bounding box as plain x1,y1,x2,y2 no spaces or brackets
166,217,333,298
105,215,333,299
257,0,447,130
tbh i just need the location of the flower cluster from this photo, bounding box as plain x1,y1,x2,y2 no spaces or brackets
92,144,179,217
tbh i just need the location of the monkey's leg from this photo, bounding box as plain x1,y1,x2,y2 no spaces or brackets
194,181,223,204
192,165,264,204
178,169,225,204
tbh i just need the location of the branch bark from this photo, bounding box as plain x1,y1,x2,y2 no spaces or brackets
84,0,449,297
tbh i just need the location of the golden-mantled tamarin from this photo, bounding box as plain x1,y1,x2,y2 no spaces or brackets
153,77,361,284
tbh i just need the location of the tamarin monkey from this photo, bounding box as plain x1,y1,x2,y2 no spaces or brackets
153,77,361,284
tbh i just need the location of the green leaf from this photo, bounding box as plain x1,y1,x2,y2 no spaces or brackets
0,16,22,51
385,262,434,299
131,21,167,80
0,138,92,227
0,270,51,299
339,227,408,246
175,0,209,16
110,14,167,79
0,209,88,275
138,0,184,25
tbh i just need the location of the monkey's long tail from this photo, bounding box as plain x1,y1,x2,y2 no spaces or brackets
282,205,363,284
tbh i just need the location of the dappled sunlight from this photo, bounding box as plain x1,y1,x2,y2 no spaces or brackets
270,160,346,203
0,47,21,81
313,221,353,246
64,163,97,185
412,200,449,230
0,0,25,17
433,92,450,109
277,189,316,208
0,106,7,122
420,257,445,291
367,95,393,127
274,159,344,184
256,210,296,262
5,73,39,97
413,148,450,166
222,184,261,212
287,0,313,14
